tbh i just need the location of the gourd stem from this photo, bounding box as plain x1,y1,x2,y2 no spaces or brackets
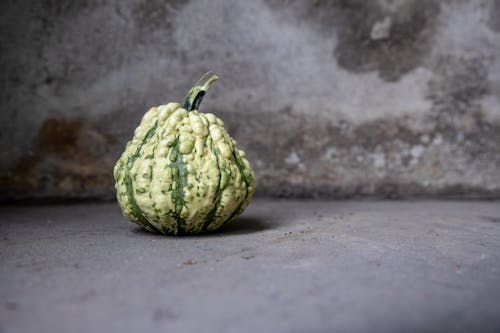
183,73,218,111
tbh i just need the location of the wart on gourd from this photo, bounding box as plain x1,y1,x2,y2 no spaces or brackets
113,73,255,235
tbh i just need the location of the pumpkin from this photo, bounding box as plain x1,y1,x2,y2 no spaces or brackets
113,74,255,235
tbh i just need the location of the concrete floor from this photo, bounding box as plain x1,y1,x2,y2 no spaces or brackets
1,200,500,333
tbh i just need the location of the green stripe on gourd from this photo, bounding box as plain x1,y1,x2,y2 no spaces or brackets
219,149,254,228
124,122,161,233
201,146,227,232
114,73,255,235
168,135,188,234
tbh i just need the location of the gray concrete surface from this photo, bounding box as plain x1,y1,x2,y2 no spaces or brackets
1,1,500,200
1,200,500,333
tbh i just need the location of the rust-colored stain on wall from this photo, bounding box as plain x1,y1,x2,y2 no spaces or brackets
1,118,118,200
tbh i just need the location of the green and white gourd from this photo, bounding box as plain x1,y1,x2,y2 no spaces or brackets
114,74,255,235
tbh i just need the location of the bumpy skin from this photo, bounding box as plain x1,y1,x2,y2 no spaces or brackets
113,102,255,235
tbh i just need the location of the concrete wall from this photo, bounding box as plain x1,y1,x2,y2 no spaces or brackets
1,0,500,200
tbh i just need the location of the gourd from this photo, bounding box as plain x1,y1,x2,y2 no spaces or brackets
113,74,255,235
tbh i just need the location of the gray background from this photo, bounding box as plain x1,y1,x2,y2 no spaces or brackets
1,0,500,200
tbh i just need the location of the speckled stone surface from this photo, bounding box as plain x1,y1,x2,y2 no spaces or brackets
1,199,500,333
1,1,500,200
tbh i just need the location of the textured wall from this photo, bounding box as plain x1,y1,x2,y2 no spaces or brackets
1,0,500,200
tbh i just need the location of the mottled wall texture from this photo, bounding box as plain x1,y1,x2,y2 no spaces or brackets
1,0,500,200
